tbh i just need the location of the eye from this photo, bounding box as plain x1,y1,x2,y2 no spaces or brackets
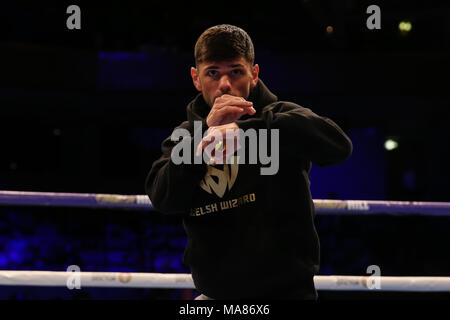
206,70,218,77
231,69,244,75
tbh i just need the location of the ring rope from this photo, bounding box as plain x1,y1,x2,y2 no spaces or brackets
2,191,449,293
1,190,450,215
0,271,450,291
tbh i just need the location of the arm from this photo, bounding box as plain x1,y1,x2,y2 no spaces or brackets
145,120,208,213
234,102,353,166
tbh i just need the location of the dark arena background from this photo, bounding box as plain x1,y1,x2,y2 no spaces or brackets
0,1,450,302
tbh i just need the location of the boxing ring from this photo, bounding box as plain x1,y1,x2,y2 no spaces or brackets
1,190,450,294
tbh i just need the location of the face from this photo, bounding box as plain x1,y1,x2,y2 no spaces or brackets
191,57,259,107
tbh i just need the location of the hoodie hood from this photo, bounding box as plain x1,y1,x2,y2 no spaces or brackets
186,79,278,123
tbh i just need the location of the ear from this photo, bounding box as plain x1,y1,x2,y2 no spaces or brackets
191,67,202,92
250,64,259,88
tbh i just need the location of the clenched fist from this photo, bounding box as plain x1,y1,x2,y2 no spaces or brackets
206,94,256,127
196,122,241,165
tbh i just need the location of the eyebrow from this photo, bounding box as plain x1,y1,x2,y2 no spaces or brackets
204,64,245,70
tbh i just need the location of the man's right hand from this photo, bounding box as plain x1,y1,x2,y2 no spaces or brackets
206,94,256,127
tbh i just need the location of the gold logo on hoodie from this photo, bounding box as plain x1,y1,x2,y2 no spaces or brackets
199,156,239,198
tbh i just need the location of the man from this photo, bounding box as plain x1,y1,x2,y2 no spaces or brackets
145,24,352,299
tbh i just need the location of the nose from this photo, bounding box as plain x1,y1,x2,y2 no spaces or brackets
218,75,231,94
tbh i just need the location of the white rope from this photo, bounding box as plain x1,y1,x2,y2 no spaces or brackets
2,190,450,215
0,271,194,289
1,270,450,292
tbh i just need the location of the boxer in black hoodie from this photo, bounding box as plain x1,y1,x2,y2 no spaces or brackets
145,24,353,300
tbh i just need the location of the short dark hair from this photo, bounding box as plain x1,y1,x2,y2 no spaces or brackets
194,24,255,66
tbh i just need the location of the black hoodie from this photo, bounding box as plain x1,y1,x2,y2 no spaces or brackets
145,79,352,299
